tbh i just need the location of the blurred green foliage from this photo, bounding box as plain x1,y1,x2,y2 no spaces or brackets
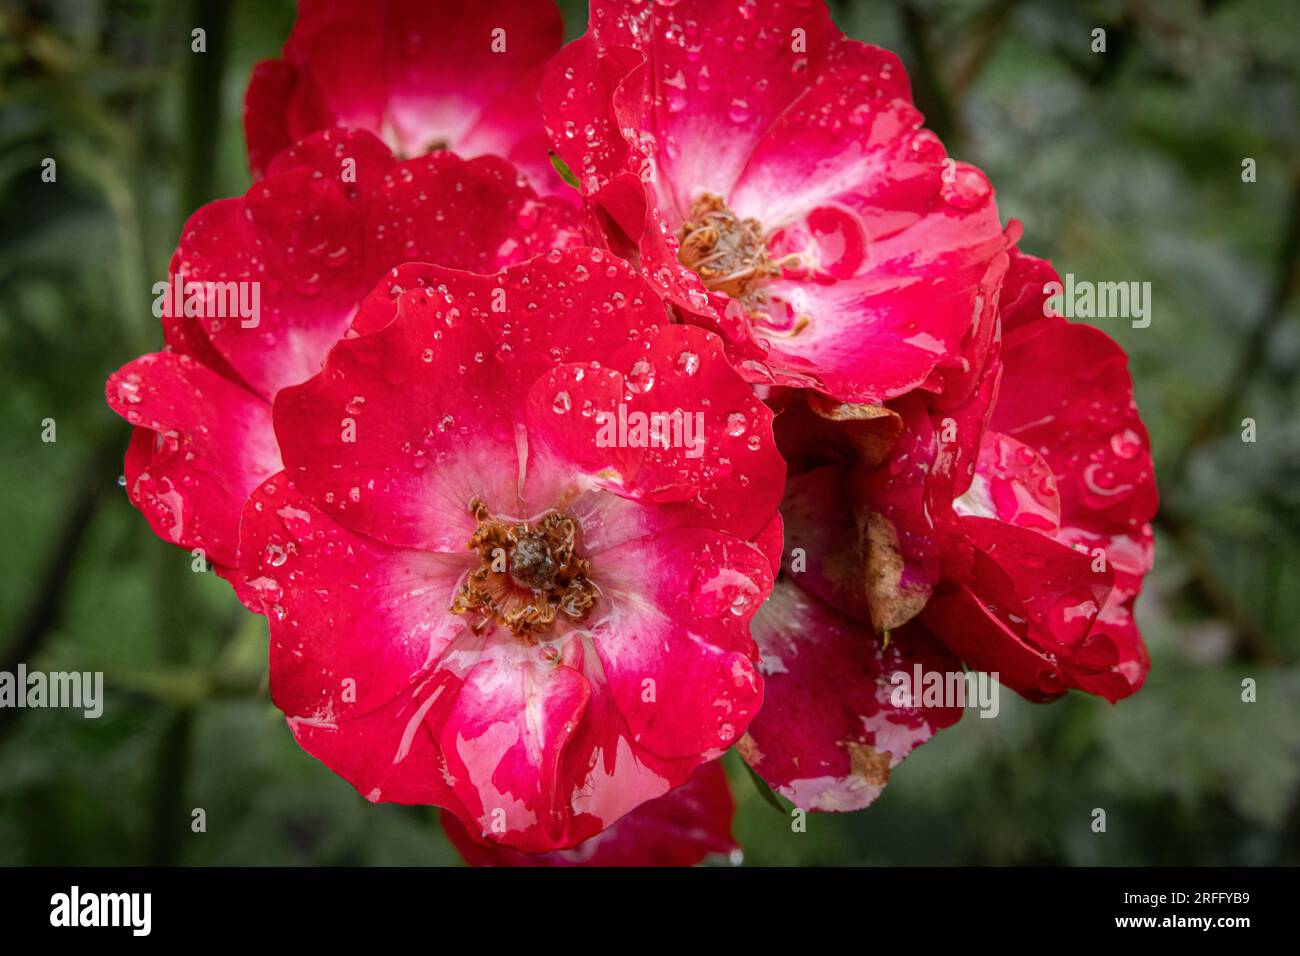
0,0,1296,866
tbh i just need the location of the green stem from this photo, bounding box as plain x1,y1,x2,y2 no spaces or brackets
145,0,233,867
179,0,232,220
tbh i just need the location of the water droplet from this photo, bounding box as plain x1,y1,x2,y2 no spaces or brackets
1109,428,1142,460
941,163,992,210
626,358,656,394
806,205,867,278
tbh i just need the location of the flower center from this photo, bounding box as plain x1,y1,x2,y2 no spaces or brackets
677,193,785,307
450,496,597,641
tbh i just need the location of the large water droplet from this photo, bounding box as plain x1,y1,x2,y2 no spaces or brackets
626,358,656,394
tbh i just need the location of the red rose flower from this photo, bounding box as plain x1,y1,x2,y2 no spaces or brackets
106,130,581,602
245,0,566,196
442,761,737,866
101,0,1162,857
543,0,1008,402
238,250,784,851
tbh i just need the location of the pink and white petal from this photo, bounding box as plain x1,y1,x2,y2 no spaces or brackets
183,130,583,404
106,352,279,569
287,675,459,807
992,300,1158,536
608,324,786,541
274,284,519,551
243,60,299,180
173,168,373,402
580,0,846,215
352,249,664,379
380,0,562,193
727,48,924,231
591,526,770,760
1054,523,1155,701
752,200,1007,403
458,107,568,201
997,246,1065,334
247,0,563,194
238,473,471,721
278,250,672,550
957,431,1062,535
742,581,962,811
498,326,738,529
559,667,697,842
262,126,397,181
526,326,781,535
544,38,751,338
443,760,736,867
277,2,385,133
521,363,644,514
542,36,644,200
243,58,332,179
753,512,785,580
924,517,1117,701
436,632,592,853
362,153,585,277
964,515,1115,654
921,575,1068,702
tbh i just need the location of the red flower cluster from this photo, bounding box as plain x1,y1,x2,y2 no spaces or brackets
106,0,1156,864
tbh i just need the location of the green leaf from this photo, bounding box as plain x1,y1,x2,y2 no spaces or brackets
548,151,580,190
741,758,789,815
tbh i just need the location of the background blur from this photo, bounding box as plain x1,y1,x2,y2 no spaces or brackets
1,0,1297,866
